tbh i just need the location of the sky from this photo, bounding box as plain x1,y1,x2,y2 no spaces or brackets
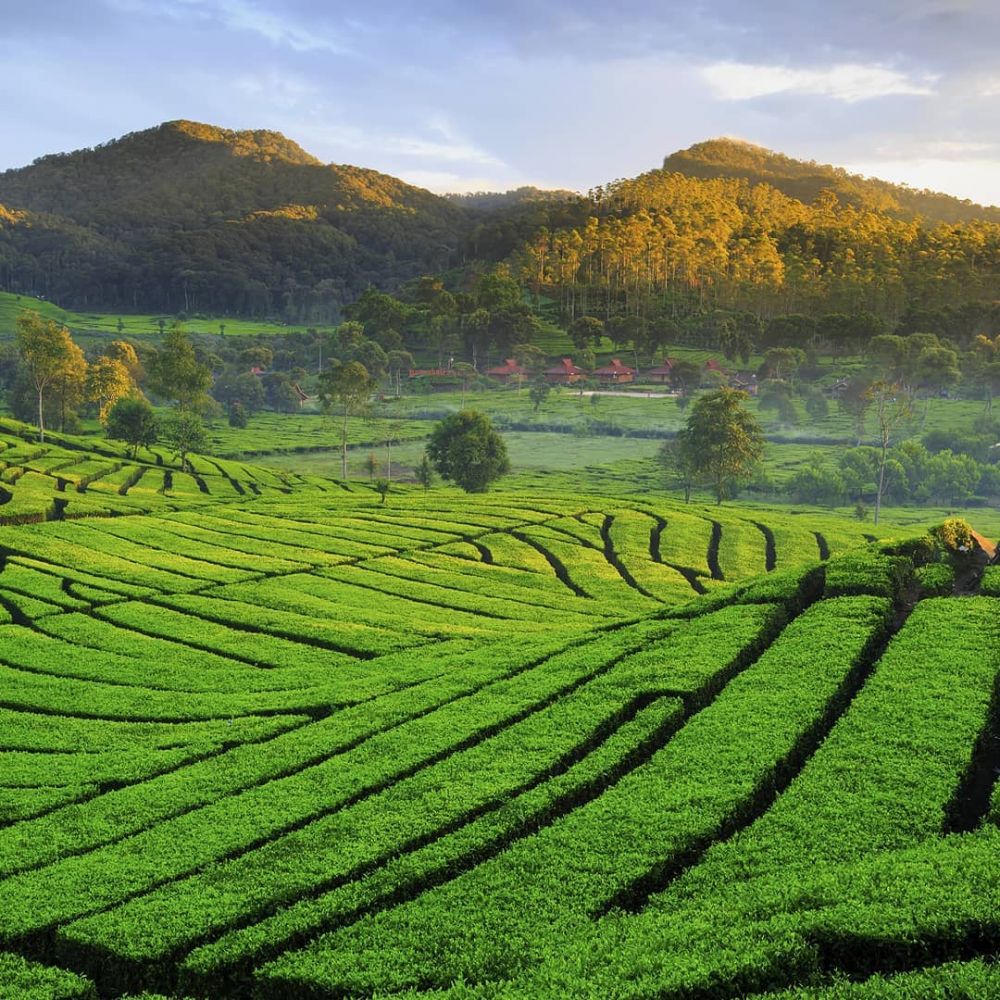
4,0,1000,203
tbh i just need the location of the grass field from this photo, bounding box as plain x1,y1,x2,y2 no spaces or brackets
0,291,335,342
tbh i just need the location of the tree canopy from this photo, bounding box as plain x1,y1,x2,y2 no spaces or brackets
676,388,764,503
426,410,510,493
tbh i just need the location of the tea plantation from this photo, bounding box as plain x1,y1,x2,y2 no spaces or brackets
0,426,997,999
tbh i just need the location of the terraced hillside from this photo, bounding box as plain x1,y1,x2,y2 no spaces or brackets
0,419,340,524
0,478,996,999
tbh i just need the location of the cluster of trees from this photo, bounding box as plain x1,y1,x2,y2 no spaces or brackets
788,439,1000,511
510,172,1000,334
0,121,464,320
5,312,142,439
2,311,218,474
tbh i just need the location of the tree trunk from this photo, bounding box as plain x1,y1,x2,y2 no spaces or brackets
874,440,887,526
37,387,45,443
341,410,349,481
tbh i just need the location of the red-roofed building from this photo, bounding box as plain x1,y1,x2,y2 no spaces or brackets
705,358,727,374
543,358,585,384
647,359,677,384
593,358,635,385
485,358,530,383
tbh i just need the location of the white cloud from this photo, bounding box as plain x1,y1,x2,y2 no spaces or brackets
702,61,938,103
291,120,505,168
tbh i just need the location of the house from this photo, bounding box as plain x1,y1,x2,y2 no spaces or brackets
593,358,635,385
827,377,851,398
705,358,728,375
647,359,677,385
543,358,585,384
485,358,529,383
730,371,759,396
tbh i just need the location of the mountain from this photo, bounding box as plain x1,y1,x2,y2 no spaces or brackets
0,121,467,320
2,125,999,325
662,138,1000,224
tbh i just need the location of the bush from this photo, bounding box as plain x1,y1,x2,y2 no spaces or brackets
915,563,954,597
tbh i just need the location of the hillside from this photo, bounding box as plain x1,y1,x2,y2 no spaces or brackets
0,121,466,319
663,137,1000,224
0,449,996,997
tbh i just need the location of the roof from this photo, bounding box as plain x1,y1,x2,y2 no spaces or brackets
593,358,635,375
648,358,677,374
705,358,726,371
485,358,528,375
544,358,583,375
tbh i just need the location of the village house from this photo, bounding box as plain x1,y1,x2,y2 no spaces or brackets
485,358,530,383
730,371,759,396
593,358,636,385
647,359,677,385
543,358,585,384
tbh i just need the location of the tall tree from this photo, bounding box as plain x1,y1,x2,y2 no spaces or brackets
867,380,914,525
87,356,135,422
318,361,375,481
146,326,211,410
676,388,764,503
15,310,86,441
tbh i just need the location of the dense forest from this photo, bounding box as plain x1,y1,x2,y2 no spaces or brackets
0,125,998,334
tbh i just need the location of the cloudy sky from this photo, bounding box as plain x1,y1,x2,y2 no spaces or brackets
4,0,1000,202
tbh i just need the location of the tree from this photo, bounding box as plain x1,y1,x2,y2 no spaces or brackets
161,410,208,473
15,311,86,441
415,453,435,490
146,326,211,410
758,347,805,381
568,316,604,351
867,380,913,525
669,359,702,396
427,410,510,493
87,356,134,422
228,400,248,428
374,478,391,505
529,379,552,412
364,451,379,482
657,437,698,502
675,388,764,503
318,361,375,481
105,397,158,459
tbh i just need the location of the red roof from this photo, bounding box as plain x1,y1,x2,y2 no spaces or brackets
649,358,677,375
593,358,635,376
485,358,529,376
544,358,583,375
705,359,726,372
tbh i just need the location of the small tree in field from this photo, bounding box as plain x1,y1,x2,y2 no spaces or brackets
318,361,375,481
106,397,158,459
427,410,510,493
676,388,764,503
161,411,207,473
416,453,435,490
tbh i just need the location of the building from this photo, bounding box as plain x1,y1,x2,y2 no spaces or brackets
730,372,759,396
593,358,636,385
543,358,585,384
647,359,677,384
485,358,530,383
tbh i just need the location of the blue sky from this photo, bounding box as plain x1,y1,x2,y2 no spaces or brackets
4,0,1000,203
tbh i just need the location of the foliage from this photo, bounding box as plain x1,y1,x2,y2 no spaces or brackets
426,409,510,492
676,388,764,503
145,326,211,411
104,397,158,458
160,411,208,472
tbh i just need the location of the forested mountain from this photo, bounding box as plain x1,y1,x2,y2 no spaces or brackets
662,138,1000,224
0,121,466,319
1,124,999,332
504,147,1000,332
